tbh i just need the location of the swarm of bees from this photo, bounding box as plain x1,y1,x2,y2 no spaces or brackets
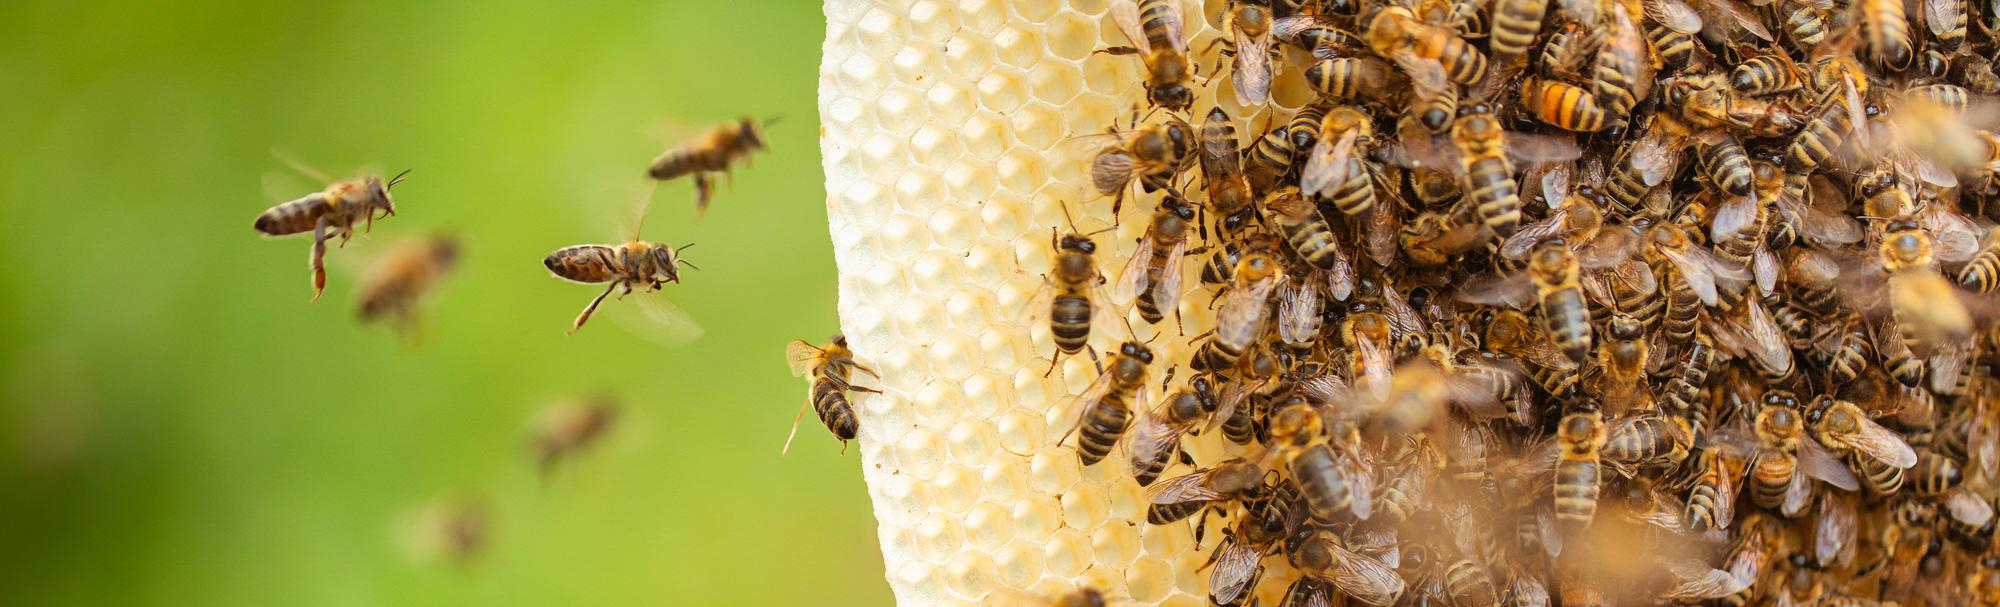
1009,0,2000,603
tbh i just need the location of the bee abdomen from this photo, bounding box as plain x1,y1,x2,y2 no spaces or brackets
1488,0,1550,65
1750,452,1797,509
1290,446,1351,524
1526,80,1607,132
1192,338,1245,374
1865,0,1913,70
1957,245,2000,293
1685,477,1729,531
1444,559,1500,607
811,380,860,441
1279,215,1343,270
1464,157,1521,234
1731,56,1802,96
544,245,620,283
1540,288,1592,362
1132,439,1177,486
1051,295,1093,353
1075,398,1133,466
1851,454,1906,495
1912,451,1963,497
1698,136,1754,195
1553,458,1600,531
253,194,332,236
1148,500,1204,525
1322,157,1374,217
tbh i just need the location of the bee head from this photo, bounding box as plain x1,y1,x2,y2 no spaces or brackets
830,334,847,348
1150,81,1194,112
1120,341,1154,364
739,117,768,150
1059,233,1096,254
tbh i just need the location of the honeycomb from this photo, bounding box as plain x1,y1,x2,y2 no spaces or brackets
818,0,1298,603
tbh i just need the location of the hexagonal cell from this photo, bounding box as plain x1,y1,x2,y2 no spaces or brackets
909,250,967,297
923,202,977,251
906,0,960,42
945,552,998,601
944,418,999,469
837,51,890,99
978,330,1026,373
909,123,963,161
1081,53,1136,97
874,214,933,260
908,381,966,428
1059,483,1109,529
1090,523,1141,566
1125,557,1177,603
958,0,1009,35
995,540,1048,588
927,334,982,381
913,513,966,563
942,289,990,332
942,159,996,202
877,473,927,520
976,68,1030,114
1028,61,1084,106
993,26,1046,69
857,133,908,183
995,406,1046,457
1042,528,1094,578
1106,476,1145,521
893,560,947,606
855,7,909,57
894,426,947,480
893,296,948,346
960,371,1011,418
997,146,1052,195
981,457,1031,503
925,81,976,125
930,465,979,515
981,189,1031,238
943,34,996,78
1010,492,1064,542
875,86,926,136
962,502,1014,551
1028,449,1082,494
1045,11,1100,61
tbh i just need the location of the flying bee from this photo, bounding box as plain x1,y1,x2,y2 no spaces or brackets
1366,5,1488,86
783,334,881,454
1144,457,1265,524
1113,196,1194,327
1076,116,1197,219
528,392,620,478
1286,530,1407,606
542,192,700,339
1731,51,1805,96
404,494,490,567
1880,218,1974,357
1521,78,1608,132
645,117,769,215
254,167,409,301
1127,376,1215,486
354,235,458,338
1863,0,1916,70
1808,397,1919,496
1197,107,1256,238
1222,0,1275,105
1300,106,1380,216
1106,0,1195,111
1059,341,1155,466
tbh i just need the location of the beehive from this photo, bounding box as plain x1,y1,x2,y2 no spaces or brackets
818,0,1283,603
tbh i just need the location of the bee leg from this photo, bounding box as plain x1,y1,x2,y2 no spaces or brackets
310,216,332,302
568,283,618,335
1044,352,1064,379
693,173,715,217
1093,46,1141,56
781,398,813,455
1088,344,1104,376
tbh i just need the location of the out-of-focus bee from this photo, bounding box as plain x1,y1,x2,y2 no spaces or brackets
1454,102,1524,235
1144,456,1264,524
1051,587,1108,607
1127,376,1214,486
1264,187,1346,271
1523,79,1608,133
1777,1,1828,52
1222,0,1274,105
1553,407,1607,537
355,235,458,337
1863,0,1916,70
1285,530,1407,606
1592,3,1650,127
529,393,620,478
1060,341,1155,466
1197,108,1257,238
1078,116,1197,218
1300,106,1380,216
646,117,769,214
1366,5,1488,86
1264,398,1374,524
1106,0,1195,111
406,495,489,567
784,334,880,454
1809,397,1919,496
1191,250,1282,374
1487,0,1550,67
1645,13,1700,69
542,200,700,337
1114,196,1194,326
1880,218,1973,357
1956,225,2000,294
254,168,409,301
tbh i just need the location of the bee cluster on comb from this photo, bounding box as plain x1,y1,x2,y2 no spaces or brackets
818,0,2000,604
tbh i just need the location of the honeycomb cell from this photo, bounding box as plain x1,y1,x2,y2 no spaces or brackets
1011,492,1064,542
943,416,996,465
1090,523,1141,567
879,473,926,519
975,69,1029,114
1042,529,1093,578
857,133,906,183
1011,0,1062,21
943,289,988,333
959,113,1010,161
993,26,1044,69
908,124,961,162
995,540,1047,588
1106,476,1143,521
958,0,1008,35
892,168,943,215
837,52,889,99
909,250,966,297
943,34,995,78
1007,105,1065,153
977,331,1026,374
981,189,1030,238
874,214,932,261
926,334,981,381
996,146,1051,194
1029,449,1082,495
875,86,924,136
907,0,959,40
893,295,947,346
1028,61,1084,105
1126,557,1176,602
924,81,976,124
931,465,979,515
981,457,1031,503
994,406,1045,456
914,513,967,562
1060,482,1111,530
963,503,1014,551
856,8,909,57
893,560,947,605
1045,11,1099,60
945,552,997,600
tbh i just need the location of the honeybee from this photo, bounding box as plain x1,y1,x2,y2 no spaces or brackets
1277,281,1325,350
1223,0,1274,105
1303,57,1394,103
1553,407,1606,537
1785,89,1867,173
1731,52,1805,97
1127,376,1213,486
542,196,700,338
405,494,490,567
529,392,620,477
1190,248,1283,374
254,168,409,301
1247,106,1327,191
1209,499,1290,606
1880,218,1974,357
645,117,769,214
1026,205,1119,376
1488,0,1550,67
1197,108,1257,238
1366,5,1488,86
1113,196,1194,327
1863,0,1915,70
1107,0,1195,111
1778,1,1829,51
1595,313,1648,407
783,334,881,454
1592,3,1651,127
1735,391,1863,515
1809,397,1919,496
1285,530,1407,606
1453,103,1524,235
1645,223,1750,309
1602,411,1693,472
1682,445,1744,533
1264,399,1374,524
1059,341,1155,466
1079,116,1197,218
1301,106,1380,217
1526,240,1592,364
1959,226,2000,294
355,235,458,337
1541,21,1599,80
1694,131,1753,197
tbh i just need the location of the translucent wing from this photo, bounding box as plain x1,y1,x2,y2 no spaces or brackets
1661,559,1753,600
1151,238,1188,320
1232,21,1273,105
1657,243,1748,306
1947,489,1997,527
1112,235,1156,304
1147,466,1225,504
1326,242,1356,301
1343,455,1375,519
1301,127,1360,198
1454,273,1537,309
1712,0,1774,40
1209,537,1263,605
1501,206,1572,260
1775,185,1862,245
1929,341,1972,396
1127,407,1181,481
1926,0,1966,37
1091,150,1139,195
1628,132,1682,187
611,292,706,347
1055,366,1122,446
1278,282,1324,346
1216,274,1281,349
1157,0,1189,55
1737,298,1795,376
1353,329,1395,397
1921,208,1984,263
1797,435,1862,491
1814,490,1857,567
1505,132,1585,165
785,340,826,377
1647,0,1704,32
1323,540,1406,606
1379,282,1425,340
1840,412,1920,468
1577,227,1642,269
1710,191,1758,244
1108,0,1150,51
1780,462,1814,517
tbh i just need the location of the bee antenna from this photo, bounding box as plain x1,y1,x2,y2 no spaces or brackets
1058,199,1083,234
762,115,784,127
387,168,414,189
678,259,702,271
678,242,697,251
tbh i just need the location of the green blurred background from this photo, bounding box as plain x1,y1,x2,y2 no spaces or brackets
0,1,893,605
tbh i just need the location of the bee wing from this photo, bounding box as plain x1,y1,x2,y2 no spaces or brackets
611,292,705,347
1208,378,1260,433
1780,461,1814,516
1454,273,1537,309
1513,574,1553,607
1627,133,1681,187
1271,15,1319,44
1929,340,1972,395
1323,540,1406,606
1922,208,1984,263
1947,489,1998,528
1301,127,1360,198
1605,257,1659,297
1646,0,1704,33
1127,407,1180,482
1354,331,1395,397
1658,244,1747,306
1107,0,1151,51
1380,282,1425,340
1505,132,1585,166
1299,373,1354,405
1326,241,1357,301
785,340,826,378
1534,162,1572,209
1738,298,1795,376
1210,537,1263,605
1090,150,1139,195
1217,275,1281,348
1774,189,1862,246
1500,206,1572,260
1151,238,1188,319
1343,454,1375,519
1710,190,1758,245
1147,467,1226,504
1288,579,1335,607
1846,412,1920,469
1662,558,1753,600
1232,25,1273,105
1926,0,1966,37
1560,0,1601,24
1814,490,1857,567
1278,282,1324,346
1394,55,1452,102
1056,366,1122,446
1796,434,1862,491
1112,235,1156,305
1712,0,1774,40
1577,227,1642,269
1158,0,1189,55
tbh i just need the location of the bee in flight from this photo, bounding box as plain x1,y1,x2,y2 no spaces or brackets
784,334,882,454
541,188,702,339
253,163,410,301
646,117,771,216
355,235,459,339
528,392,620,480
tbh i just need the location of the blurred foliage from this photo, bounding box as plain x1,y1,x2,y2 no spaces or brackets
0,1,892,605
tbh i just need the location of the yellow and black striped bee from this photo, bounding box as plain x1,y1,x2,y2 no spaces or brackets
1078,116,1197,218
1527,240,1592,363
254,168,409,301
1956,225,2000,294
1300,106,1379,217
1061,341,1156,466
1029,206,1117,376
1106,0,1195,111
1263,187,1345,271
1114,196,1194,327
1127,375,1215,486
1881,218,1972,357
1197,107,1256,238
646,117,769,215
1366,5,1488,86
1487,0,1550,67
1453,102,1525,235
355,235,458,337
1864,0,1916,70
542,203,700,337
1222,0,1275,106
1264,398,1374,525
1553,406,1607,537
783,334,880,454
529,392,621,479
1731,52,1805,97
1190,248,1283,374
1143,456,1264,524
1522,79,1607,132
1808,397,1918,496
1303,57,1393,103
1592,3,1649,127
